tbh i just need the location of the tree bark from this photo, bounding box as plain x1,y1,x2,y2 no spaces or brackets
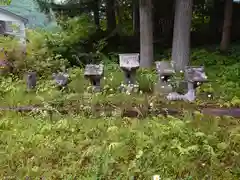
171,0,193,72
133,0,140,36
208,0,221,43
220,0,233,52
139,0,154,68
106,0,117,32
115,0,123,33
93,0,100,29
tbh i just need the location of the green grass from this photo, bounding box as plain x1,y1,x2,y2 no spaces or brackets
0,47,240,179
1,113,240,179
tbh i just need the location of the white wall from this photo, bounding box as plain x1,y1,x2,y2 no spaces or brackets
0,11,26,47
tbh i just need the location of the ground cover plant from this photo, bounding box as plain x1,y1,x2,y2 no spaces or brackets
1,25,240,179
0,49,240,179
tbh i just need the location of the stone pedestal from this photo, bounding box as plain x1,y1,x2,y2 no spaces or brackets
26,72,36,91
123,69,137,84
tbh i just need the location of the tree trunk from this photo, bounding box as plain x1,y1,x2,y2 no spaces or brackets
220,0,233,52
106,0,116,32
139,0,154,68
171,0,193,72
133,0,140,36
93,0,100,29
208,0,222,43
115,0,123,33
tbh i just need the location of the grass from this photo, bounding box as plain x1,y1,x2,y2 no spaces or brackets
0,47,240,179
1,113,240,179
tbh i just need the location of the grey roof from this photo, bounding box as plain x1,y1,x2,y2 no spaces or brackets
0,7,28,24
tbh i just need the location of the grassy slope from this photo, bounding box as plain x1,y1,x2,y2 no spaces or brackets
0,47,240,179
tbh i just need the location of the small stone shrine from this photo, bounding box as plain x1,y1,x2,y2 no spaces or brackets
119,53,139,92
155,61,175,95
184,66,208,88
26,71,36,91
184,66,208,101
167,66,208,102
52,71,69,90
84,64,104,92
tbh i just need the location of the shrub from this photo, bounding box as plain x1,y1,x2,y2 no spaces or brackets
0,14,104,77
45,14,102,66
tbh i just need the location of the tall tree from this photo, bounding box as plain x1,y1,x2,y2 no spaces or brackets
171,0,193,72
93,0,100,29
115,0,123,33
220,0,233,52
106,0,117,32
139,0,153,68
133,0,140,36
35,0,102,28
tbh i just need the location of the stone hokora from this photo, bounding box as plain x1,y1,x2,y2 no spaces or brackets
52,71,69,90
167,66,208,102
84,64,104,92
119,53,139,92
155,61,175,95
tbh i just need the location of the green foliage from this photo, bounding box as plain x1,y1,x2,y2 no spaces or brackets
0,94,240,179
0,57,240,179
46,15,107,65
24,29,69,75
191,48,240,66
1,9,240,178
0,36,19,52
0,15,107,76
188,46,240,103
0,0,11,5
136,68,157,93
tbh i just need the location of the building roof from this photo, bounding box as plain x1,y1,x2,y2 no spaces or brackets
0,7,28,24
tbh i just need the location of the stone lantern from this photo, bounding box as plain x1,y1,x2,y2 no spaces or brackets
84,64,104,92
166,66,208,102
118,53,139,92
52,71,69,90
155,61,175,95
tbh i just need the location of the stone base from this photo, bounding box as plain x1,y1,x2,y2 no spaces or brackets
175,81,188,94
154,82,173,95
92,86,101,92
119,84,139,93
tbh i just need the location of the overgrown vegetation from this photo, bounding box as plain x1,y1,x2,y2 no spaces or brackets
0,14,240,179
